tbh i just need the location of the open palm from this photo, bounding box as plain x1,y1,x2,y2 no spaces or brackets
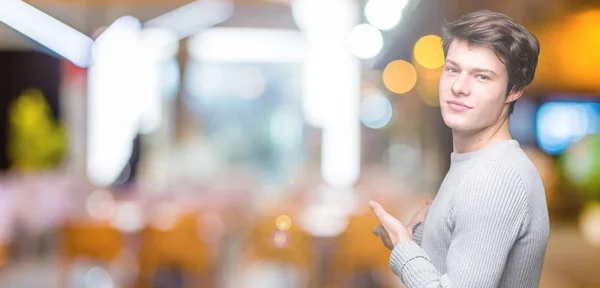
369,201,411,248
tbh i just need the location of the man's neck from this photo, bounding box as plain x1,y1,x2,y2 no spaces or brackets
452,118,513,154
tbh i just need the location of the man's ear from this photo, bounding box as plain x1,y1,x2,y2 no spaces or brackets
506,86,524,104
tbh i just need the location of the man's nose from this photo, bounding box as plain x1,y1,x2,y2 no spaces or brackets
451,73,471,96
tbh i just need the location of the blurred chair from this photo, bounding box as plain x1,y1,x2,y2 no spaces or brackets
137,212,215,288
60,220,124,287
327,212,396,288
237,211,317,288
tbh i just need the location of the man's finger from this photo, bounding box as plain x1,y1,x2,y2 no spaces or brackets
372,225,381,236
373,225,387,236
426,198,433,205
369,201,389,220
370,200,404,234
373,225,393,250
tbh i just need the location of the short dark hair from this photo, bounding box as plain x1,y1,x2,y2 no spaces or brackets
441,10,540,113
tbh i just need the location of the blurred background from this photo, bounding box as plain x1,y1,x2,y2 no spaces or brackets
0,0,598,287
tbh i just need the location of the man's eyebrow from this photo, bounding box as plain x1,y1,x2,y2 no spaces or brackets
445,59,460,67
472,67,499,76
445,59,499,76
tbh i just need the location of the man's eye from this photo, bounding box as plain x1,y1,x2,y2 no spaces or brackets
477,75,490,80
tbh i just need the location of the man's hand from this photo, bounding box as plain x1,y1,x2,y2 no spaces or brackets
372,224,394,250
406,198,432,239
369,201,411,250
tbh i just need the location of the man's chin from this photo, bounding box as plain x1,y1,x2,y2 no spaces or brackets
442,118,470,131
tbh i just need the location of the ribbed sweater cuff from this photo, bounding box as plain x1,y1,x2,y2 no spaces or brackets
412,222,424,246
390,241,433,286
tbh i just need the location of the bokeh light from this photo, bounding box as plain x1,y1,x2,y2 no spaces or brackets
297,186,354,237
382,60,417,94
413,34,444,69
580,201,600,248
348,24,383,59
149,202,180,231
276,215,292,231
537,102,599,155
110,202,144,233
414,62,442,106
84,266,114,288
364,0,406,30
360,91,393,129
561,134,600,200
85,189,115,220
271,230,290,248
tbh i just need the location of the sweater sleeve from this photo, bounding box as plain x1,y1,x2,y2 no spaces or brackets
389,164,528,288
412,222,425,246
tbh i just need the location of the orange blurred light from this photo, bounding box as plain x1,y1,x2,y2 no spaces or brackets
531,10,600,93
276,215,292,231
580,201,600,248
413,35,444,69
414,61,442,107
271,230,290,248
556,10,600,92
382,60,417,94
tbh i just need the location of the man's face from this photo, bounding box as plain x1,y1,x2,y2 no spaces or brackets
438,40,519,134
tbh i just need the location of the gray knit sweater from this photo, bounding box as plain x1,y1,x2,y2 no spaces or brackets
390,140,550,287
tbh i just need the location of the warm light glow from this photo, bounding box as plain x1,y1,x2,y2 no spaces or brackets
110,202,144,233
413,35,444,69
383,60,417,94
85,189,115,220
580,201,600,248
531,10,600,92
150,202,180,231
276,215,292,231
414,62,442,106
556,10,600,92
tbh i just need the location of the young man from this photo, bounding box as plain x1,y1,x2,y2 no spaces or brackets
370,10,550,288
